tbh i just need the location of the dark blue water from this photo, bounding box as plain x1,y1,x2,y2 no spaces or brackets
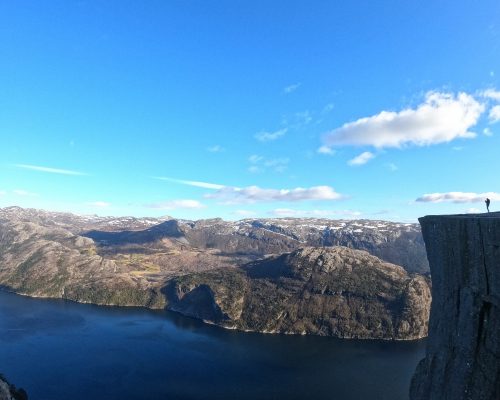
0,290,425,400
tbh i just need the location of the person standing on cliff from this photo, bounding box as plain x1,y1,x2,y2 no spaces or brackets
485,198,490,212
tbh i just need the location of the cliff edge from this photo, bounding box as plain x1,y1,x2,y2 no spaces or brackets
0,375,27,400
410,213,500,400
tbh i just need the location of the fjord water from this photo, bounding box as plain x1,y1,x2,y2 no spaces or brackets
0,291,424,400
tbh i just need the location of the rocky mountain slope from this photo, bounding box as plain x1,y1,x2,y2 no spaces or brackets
167,247,431,339
0,207,427,273
0,206,431,339
410,213,500,399
162,217,428,274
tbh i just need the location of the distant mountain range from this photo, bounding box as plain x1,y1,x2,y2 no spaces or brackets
0,206,429,273
0,206,430,339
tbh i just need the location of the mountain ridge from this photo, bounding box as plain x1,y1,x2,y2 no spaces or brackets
0,206,428,273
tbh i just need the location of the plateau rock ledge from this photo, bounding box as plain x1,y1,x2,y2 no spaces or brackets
410,213,500,400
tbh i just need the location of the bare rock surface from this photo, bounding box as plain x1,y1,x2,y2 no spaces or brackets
410,212,500,400
0,375,27,400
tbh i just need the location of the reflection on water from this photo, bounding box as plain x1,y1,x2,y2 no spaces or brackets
0,291,425,400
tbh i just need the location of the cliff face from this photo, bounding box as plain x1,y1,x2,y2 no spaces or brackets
0,375,28,400
410,213,500,400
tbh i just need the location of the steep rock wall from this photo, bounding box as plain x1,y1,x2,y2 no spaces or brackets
410,213,500,400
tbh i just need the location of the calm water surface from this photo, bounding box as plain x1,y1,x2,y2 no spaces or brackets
0,290,425,400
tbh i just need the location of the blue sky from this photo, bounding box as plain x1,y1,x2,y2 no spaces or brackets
1,0,499,221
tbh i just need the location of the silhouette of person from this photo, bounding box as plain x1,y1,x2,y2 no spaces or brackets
485,198,490,213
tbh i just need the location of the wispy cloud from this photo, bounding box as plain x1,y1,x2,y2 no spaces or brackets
269,208,361,218
371,209,392,215
0,190,6,196
13,164,87,176
323,92,484,149
416,192,500,203
87,201,111,208
146,199,206,210
386,163,398,171
322,103,335,114
483,127,493,136
295,110,312,125
13,189,39,197
248,166,261,174
248,155,289,173
480,88,500,101
248,154,263,164
489,105,500,123
153,177,225,190
283,83,301,94
348,151,375,166
263,158,289,172
207,145,225,153
254,128,287,142
317,146,335,156
206,185,344,204
281,110,315,130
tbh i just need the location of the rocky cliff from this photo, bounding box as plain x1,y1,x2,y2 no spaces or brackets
410,213,500,400
0,375,27,400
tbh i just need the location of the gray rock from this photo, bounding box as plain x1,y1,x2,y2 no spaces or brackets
0,375,27,400
410,212,500,400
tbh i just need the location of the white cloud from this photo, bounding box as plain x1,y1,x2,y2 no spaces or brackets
283,83,301,94
153,177,225,190
465,208,481,214
13,189,38,197
323,92,484,148
0,190,6,196
87,201,111,208
348,151,375,166
255,128,287,142
206,185,344,204
317,146,336,156
207,145,225,153
416,192,500,203
480,88,500,101
147,199,206,210
13,164,87,176
489,105,500,123
269,208,361,218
